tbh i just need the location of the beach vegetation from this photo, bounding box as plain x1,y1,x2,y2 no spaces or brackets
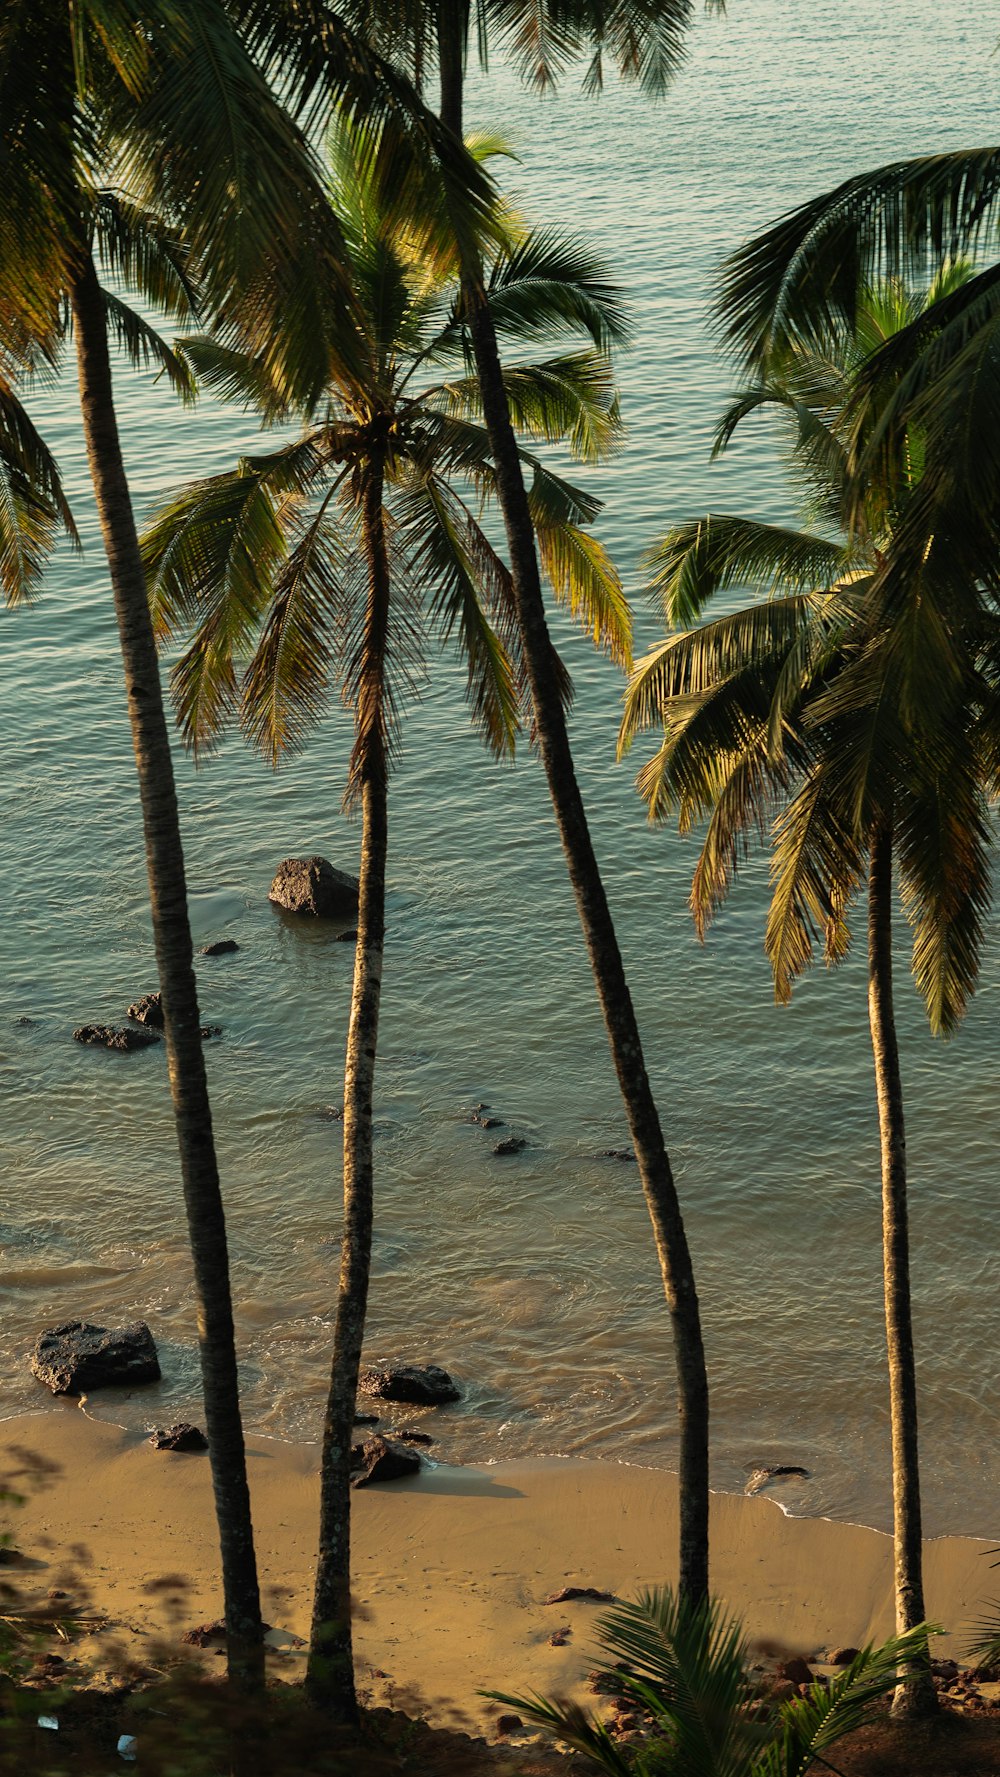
488,1586,937,1775
619,271,1000,1717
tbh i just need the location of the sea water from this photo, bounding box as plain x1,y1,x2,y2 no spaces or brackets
2,0,999,1538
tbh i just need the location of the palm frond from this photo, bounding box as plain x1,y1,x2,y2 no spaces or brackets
395,478,520,758
487,227,631,350
240,491,352,765
765,765,863,1002
719,147,1000,373
645,516,848,628
100,288,197,403
754,1626,938,1777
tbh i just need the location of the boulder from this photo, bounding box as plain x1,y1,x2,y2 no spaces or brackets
31,1321,161,1395
200,940,239,957
778,1657,814,1688
335,929,358,944
149,1424,208,1453
827,1647,860,1667
127,993,164,1029
359,1362,460,1406
390,1427,435,1446
494,1715,523,1737
73,1025,160,1052
268,856,359,919
351,1435,421,1489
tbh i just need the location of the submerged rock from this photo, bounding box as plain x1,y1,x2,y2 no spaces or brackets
200,939,240,957
269,856,359,919
359,1362,460,1406
390,1427,435,1446
744,1463,810,1496
31,1320,161,1395
351,1434,422,1489
493,1135,527,1156
73,1025,161,1052
149,1423,208,1453
335,929,358,944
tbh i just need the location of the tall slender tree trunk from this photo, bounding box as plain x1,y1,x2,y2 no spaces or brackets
867,820,936,1718
307,454,390,1720
69,249,264,1691
437,20,710,1604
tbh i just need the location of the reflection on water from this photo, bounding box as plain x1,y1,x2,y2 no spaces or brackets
2,0,1000,1539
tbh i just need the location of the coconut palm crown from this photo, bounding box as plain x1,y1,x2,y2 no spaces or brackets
142,125,631,772
620,276,1000,1716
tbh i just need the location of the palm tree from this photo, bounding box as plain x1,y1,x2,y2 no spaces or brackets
618,281,1000,1716
487,1586,935,1776
247,0,719,1612
0,0,498,1689
142,119,630,1721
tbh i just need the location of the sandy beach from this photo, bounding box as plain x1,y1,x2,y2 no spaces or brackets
1,1409,996,1734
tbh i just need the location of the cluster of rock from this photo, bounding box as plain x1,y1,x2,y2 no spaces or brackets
467,1102,529,1157
73,989,222,1052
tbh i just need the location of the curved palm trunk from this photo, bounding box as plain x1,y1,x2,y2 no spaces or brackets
867,820,936,1718
307,456,390,1720
437,25,709,1604
69,250,264,1691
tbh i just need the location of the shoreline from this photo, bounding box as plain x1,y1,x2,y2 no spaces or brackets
2,1410,997,1732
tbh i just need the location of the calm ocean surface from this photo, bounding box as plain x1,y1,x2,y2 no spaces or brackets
3,0,999,1539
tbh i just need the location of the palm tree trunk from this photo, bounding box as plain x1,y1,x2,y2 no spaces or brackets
307,454,390,1720
69,248,264,1691
437,24,709,1604
867,819,936,1718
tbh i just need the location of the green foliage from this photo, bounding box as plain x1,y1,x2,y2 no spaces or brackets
620,278,1000,1036
487,1586,935,1776
143,116,628,799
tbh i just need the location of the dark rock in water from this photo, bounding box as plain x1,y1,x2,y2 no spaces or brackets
470,1104,505,1129
390,1427,435,1446
127,992,164,1028
335,929,358,943
13,1016,37,1029
351,1435,421,1489
31,1320,161,1395
200,1025,223,1040
359,1362,460,1406
493,1135,526,1156
597,1148,635,1163
73,1024,161,1052
149,1423,208,1453
269,856,359,919
544,1586,615,1606
744,1463,810,1495
353,1412,379,1427
200,939,240,957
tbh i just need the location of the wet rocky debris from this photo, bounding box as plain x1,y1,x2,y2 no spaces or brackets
199,939,239,956
73,1024,160,1052
31,1320,161,1395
